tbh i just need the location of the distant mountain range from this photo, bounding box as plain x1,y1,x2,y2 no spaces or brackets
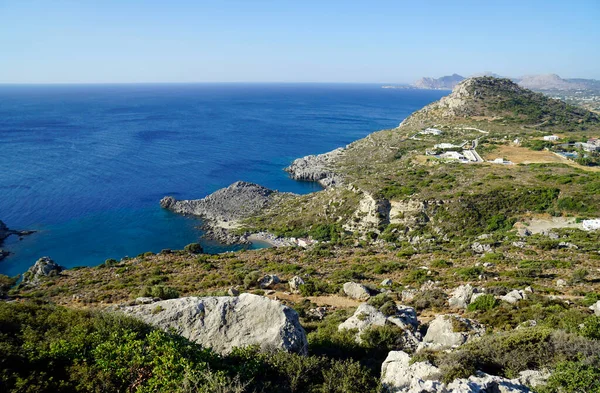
409,73,600,92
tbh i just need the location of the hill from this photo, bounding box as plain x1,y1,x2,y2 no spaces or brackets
413,73,465,89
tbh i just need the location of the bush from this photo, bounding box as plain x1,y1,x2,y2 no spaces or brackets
410,289,448,311
467,294,498,312
243,271,261,289
298,278,337,296
581,316,600,340
537,360,600,393
571,268,589,284
184,242,204,254
0,274,17,297
139,285,179,300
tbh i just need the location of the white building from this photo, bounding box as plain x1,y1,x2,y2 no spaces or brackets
583,219,600,231
439,151,469,163
421,127,443,136
543,135,560,141
434,143,461,149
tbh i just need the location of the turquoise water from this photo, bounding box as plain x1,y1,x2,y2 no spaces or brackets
0,84,447,276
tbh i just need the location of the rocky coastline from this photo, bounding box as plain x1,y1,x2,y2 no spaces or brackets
0,220,34,262
160,181,293,245
284,147,345,188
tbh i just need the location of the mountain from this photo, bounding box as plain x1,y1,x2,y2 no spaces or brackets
517,74,583,91
413,73,465,89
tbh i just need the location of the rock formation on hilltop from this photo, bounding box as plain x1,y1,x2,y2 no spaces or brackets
413,74,465,90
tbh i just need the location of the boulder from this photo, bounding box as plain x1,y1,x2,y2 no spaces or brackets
227,287,240,296
380,351,443,393
120,294,307,355
289,276,305,293
449,284,478,309
447,373,533,393
343,282,371,300
422,315,484,349
471,242,493,254
501,289,527,304
517,227,532,237
402,289,417,303
339,303,420,349
556,279,568,288
258,274,280,289
135,297,155,305
381,278,393,286
590,300,600,316
21,257,64,286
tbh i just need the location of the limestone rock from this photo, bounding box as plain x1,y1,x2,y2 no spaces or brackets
501,289,527,304
422,315,484,349
135,297,155,305
590,300,600,316
258,274,280,289
380,351,443,392
284,148,345,188
449,284,478,309
343,282,371,300
289,276,305,293
22,257,63,286
339,303,420,349
120,294,307,355
381,278,393,286
227,287,240,296
471,242,493,253
447,373,533,393
517,227,532,237
556,279,568,288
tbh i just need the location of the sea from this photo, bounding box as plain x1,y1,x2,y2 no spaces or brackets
0,84,447,276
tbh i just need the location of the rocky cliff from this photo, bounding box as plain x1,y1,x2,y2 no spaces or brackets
284,147,345,188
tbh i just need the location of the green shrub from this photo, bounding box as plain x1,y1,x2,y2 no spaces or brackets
456,266,484,280
410,289,448,311
298,278,337,296
467,294,498,312
537,360,600,393
243,271,261,289
139,285,179,300
581,316,600,340
0,274,17,297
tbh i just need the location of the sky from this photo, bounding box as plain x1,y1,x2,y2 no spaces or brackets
0,0,599,83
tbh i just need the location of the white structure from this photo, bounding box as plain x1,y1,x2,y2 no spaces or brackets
583,219,600,231
439,151,469,163
421,127,443,136
575,142,600,152
543,135,560,141
434,143,461,149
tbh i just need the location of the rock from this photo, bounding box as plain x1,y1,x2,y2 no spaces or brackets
339,303,420,349
284,148,345,188
449,284,478,309
512,241,526,248
308,307,327,320
338,303,387,334
558,241,578,250
543,231,560,240
21,257,64,286
160,182,287,245
258,274,280,289
483,262,495,268
402,289,417,303
289,276,305,293
380,351,443,393
264,290,275,295
343,282,371,300
135,297,155,305
470,292,485,303
0,220,34,244
422,315,484,349
120,294,308,355
590,300,600,316
381,278,393,286
556,279,568,288
516,370,550,388
227,287,240,296
501,289,527,304
517,227,532,237
447,373,533,393
471,242,493,254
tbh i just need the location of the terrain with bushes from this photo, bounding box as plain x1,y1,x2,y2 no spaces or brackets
2,77,600,392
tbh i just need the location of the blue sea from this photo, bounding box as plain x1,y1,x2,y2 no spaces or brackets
0,84,446,276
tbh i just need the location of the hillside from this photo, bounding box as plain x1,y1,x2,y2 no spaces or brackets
3,77,600,393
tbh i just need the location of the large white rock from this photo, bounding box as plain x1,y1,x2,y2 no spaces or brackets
288,276,305,293
449,284,477,309
120,294,307,355
590,300,600,316
501,289,527,304
447,373,533,393
381,351,443,393
422,315,484,350
343,282,371,300
339,303,421,349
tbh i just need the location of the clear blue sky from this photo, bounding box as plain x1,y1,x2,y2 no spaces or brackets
1,0,598,83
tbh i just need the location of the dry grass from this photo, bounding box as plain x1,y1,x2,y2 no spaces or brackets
484,144,600,171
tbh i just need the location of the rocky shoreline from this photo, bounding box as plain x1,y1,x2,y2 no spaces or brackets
0,220,34,262
161,181,296,246
284,147,345,188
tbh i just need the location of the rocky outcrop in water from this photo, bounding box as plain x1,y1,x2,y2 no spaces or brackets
161,181,288,245
0,220,34,261
284,148,345,188
21,257,64,286
120,294,308,355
